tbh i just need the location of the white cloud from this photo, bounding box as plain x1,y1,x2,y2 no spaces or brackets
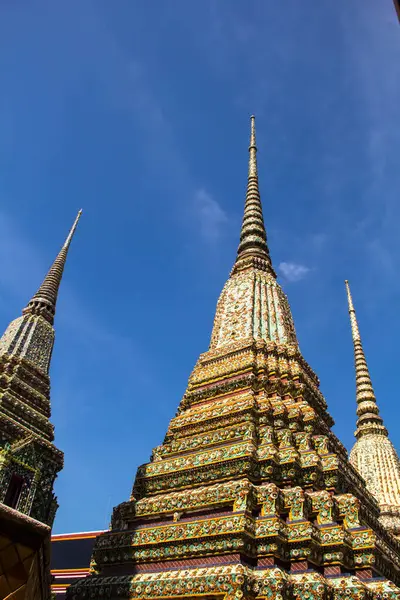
279,261,310,282
194,189,228,243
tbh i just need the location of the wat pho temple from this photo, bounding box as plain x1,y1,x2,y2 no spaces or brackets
0,118,400,599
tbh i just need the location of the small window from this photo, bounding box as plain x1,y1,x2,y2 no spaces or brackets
4,474,24,509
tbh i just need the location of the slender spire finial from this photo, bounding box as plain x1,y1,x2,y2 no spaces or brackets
23,210,82,325
63,209,82,249
345,279,361,341
249,115,257,177
235,116,275,275
345,280,387,438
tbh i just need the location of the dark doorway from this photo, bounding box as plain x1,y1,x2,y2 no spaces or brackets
4,473,24,509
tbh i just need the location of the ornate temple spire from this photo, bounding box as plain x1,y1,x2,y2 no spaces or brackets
0,212,80,527
0,210,82,376
23,210,82,325
345,280,387,438
235,116,275,276
346,281,400,537
209,117,297,350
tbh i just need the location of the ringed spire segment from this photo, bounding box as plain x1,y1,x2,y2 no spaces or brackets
23,210,82,325
345,279,387,438
235,116,275,275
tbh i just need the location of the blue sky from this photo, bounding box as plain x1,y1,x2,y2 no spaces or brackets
0,2,399,533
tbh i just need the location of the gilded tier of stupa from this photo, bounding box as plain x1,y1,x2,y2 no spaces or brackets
345,281,400,539
66,118,400,600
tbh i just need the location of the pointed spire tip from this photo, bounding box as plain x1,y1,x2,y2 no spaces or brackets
23,211,82,324
249,115,257,154
63,210,82,249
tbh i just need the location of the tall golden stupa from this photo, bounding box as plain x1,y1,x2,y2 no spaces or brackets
67,118,400,600
345,280,400,539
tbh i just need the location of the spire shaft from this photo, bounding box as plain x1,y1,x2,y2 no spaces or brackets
63,210,82,249
23,210,82,324
235,116,275,275
345,280,387,438
248,115,257,177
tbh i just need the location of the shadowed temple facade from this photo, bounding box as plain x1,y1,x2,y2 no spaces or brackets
0,212,81,599
65,118,400,600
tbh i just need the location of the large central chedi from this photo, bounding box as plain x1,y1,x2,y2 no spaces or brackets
68,118,400,600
